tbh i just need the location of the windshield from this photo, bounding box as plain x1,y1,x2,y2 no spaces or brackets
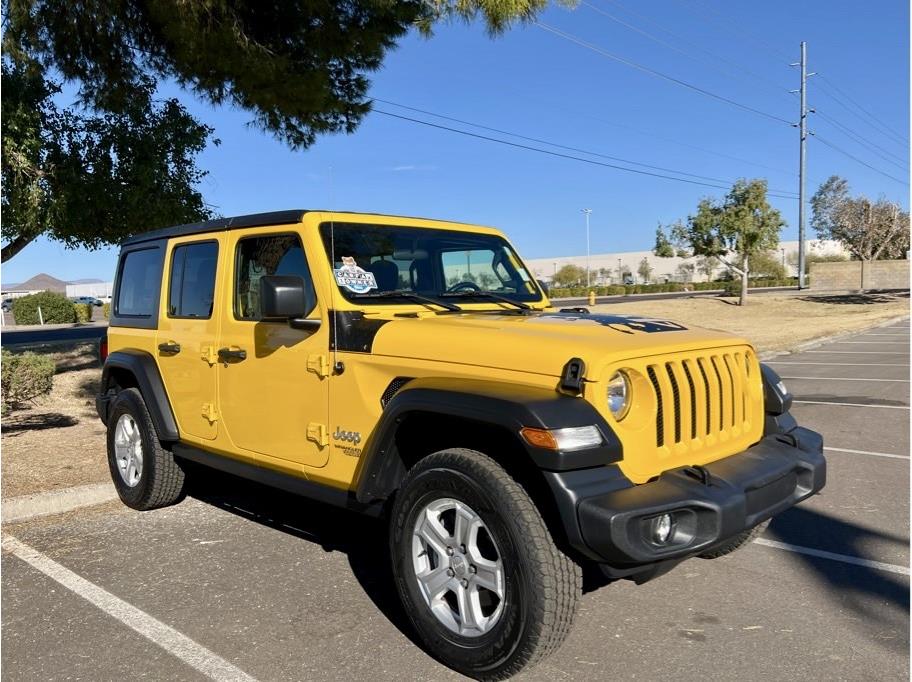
319,223,543,305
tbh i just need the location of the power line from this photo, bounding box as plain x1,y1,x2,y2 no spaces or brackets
535,21,794,125
372,98,798,193
582,0,794,99
813,110,909,170
675,0,793,64
816,75,909,146
371,107,800,198
812,133,910,186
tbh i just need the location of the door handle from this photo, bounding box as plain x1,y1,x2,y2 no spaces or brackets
158,341,181,354
217,347,247,362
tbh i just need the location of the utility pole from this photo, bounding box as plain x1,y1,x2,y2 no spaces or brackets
581,209,592,288
792,42,815,290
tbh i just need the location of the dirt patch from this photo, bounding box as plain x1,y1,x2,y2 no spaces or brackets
2,343,109,497
590,292,909,353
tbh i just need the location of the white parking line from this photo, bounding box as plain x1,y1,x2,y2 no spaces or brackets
782,376,909,382
858,334,910,337
829,341,910,345
805,350,908,354
825,446,909,460
1,536,257,682
793,400,909,409
767,362,909,367
753,538,910,575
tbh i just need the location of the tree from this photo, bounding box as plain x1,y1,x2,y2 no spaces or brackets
811,176,910,261
2,62,215,262
675,262,695,282
2,1,552,261
697,256,719,280
653,225,675,257
551,264,586,287
637,257,653,284
4,1,549,150
597,267,613,284
661,179,785,306
748,250,786,280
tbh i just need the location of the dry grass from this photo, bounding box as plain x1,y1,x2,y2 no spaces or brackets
1,292,908,497
2,343,108,497
590,291,910,353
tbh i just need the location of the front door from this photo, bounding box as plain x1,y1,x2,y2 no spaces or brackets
216,231,330,470
156,237,222,441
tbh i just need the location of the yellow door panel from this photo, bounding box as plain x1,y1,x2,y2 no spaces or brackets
217,230,330,468
156,236,223,441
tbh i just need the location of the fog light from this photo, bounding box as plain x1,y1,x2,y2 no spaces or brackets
650,513,675,545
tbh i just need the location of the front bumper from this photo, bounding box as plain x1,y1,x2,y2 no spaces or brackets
545,427,826,565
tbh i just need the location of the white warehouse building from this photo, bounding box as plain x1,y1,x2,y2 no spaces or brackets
523,239,848,285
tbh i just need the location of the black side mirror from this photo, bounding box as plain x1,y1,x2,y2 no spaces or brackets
260,275,320,331
537,279,551,297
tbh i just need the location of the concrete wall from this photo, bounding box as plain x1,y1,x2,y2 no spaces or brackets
810,260,910,291
66,282,114,298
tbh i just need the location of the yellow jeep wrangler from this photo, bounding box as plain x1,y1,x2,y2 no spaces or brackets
96,210,825,680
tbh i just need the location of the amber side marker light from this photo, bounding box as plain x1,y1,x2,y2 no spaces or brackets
520,426,602,451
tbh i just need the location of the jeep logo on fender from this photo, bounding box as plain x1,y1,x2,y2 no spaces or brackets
333,427,361,445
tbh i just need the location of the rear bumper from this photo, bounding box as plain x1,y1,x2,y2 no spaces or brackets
545,427,826,565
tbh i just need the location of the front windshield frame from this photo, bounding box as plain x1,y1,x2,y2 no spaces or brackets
318,222,544,306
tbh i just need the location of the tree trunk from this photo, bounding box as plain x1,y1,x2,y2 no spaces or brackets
1,234,37,263
739,258,748,307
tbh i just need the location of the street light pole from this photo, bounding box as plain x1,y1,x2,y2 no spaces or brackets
581,209,592,288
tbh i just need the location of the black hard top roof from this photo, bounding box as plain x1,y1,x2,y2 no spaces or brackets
120,209,474,246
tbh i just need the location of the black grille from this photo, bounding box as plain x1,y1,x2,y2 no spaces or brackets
647,366,664,447
697,358,712,436
665,364,682,443
682,360,698,439
380,377,413,408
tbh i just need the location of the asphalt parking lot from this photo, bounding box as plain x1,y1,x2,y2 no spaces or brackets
2,319,909,681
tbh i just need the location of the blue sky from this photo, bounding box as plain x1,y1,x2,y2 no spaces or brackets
3,0,909,284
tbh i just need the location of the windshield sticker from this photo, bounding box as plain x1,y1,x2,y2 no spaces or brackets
334,256,378,293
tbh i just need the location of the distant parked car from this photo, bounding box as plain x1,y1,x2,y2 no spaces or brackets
70,296,103,306
1,298,13,312
622,274,634,286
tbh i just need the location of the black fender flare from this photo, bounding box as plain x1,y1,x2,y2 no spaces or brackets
353,377,622,505
99,349,180,442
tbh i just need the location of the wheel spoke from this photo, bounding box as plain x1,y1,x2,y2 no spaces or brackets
418,512,451,557
417,566,452,600
472,560,504,598
455,584,483,633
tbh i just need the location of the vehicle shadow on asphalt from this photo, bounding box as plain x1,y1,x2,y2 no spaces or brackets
768,506,909,651
182,466,426,651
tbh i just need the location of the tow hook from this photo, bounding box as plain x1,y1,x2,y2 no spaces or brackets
683,465,713,486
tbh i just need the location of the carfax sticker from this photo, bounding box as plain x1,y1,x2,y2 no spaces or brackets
334,256,377,293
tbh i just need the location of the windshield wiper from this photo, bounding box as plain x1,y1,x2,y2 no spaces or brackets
440,290,531,310
350,289,462,312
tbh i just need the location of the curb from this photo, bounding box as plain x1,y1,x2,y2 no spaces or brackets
758,314,910,361
2,482,117,524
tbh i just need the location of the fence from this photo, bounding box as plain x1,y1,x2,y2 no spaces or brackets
809,260,909,291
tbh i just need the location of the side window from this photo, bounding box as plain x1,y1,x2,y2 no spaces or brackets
234,234,316,320
115,247,163,317
168,242,218,319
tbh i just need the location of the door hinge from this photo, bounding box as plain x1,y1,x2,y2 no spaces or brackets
307,354,331,378
201,403,218,423
306,422,329,447
201,345,219,366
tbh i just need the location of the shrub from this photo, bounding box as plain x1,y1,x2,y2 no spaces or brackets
102,302,111,320
75,303,94,323
11,291,76,325
1,351,56,412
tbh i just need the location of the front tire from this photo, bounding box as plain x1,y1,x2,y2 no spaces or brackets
106,388,186,511
390,448,581,680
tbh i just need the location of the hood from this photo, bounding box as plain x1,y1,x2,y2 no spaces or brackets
356,310,752,379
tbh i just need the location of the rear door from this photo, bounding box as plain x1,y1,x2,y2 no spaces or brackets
216,230,330,470
156,236,222,441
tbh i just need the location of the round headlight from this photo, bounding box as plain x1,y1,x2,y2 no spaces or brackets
607,370,631,420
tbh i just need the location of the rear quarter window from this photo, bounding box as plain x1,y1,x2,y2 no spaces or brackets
110,242,166,329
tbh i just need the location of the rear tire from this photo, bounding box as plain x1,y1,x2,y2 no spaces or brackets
389,448,581,680
106,388,186,511
698,519,770,559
